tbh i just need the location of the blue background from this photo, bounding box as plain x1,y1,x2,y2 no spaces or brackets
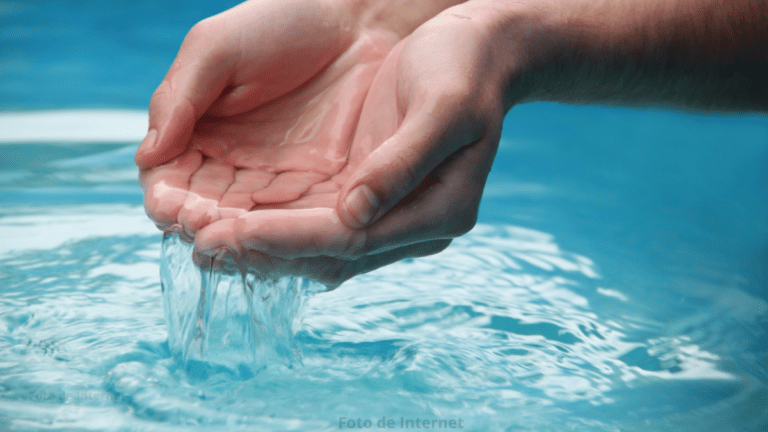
2,0,767,331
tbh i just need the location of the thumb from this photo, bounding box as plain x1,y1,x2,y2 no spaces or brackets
134,20,235,170
337,109,483,229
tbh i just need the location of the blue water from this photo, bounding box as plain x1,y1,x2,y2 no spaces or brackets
2,1,768,431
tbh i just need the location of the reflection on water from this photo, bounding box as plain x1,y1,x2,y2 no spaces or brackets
2,205,763,431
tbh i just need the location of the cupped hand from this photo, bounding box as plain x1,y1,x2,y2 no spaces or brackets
135,0,467,241
193,3,511,287
135,0,403,240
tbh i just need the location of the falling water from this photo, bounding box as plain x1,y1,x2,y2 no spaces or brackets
159,230,326,377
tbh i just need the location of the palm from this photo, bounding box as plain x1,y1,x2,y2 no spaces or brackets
140,13,399,236
149,6,507,286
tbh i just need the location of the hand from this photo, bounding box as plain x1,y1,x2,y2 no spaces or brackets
135,0,464,240
135,0,392,240
194,3,510,287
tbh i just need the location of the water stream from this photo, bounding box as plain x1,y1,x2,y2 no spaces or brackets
160,231,326,378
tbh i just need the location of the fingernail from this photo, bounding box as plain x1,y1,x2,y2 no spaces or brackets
207,246,236,263
196,241,236,258
166,223,183,237
344,185,379,228
193,246,236,271
195,242,217,257
179,228,194,244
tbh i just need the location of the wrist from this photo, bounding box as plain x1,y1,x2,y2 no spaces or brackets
343,0,467,38
463,0,654,109
445,0,554,111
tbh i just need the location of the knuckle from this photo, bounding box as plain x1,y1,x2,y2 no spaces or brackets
187,17,218,41
390,152,418,192
185,17,234,63
148,81,172,111
151,80,171,99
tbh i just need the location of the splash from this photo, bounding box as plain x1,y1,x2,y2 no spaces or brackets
159,231,325,376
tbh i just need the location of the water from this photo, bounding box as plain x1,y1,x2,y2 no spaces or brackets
1,177,766,430
160,231,326,374
3,0,768,430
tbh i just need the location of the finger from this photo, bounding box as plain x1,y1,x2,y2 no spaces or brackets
309,238,452,288
251,171,328,204
355,136,497,254
134,18,236,170
218,168,274,210
205,83,262,118
254,192,337,210
176,158,243,238
202,0,355,118
199,135,496,259
194,208,361,259
193,236,452,289
337,104,484,230
247,179,340,210
140,150,203,232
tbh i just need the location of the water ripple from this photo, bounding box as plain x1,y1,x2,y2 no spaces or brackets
0,207,763,431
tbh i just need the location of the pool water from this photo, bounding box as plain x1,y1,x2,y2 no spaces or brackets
2,1,768,431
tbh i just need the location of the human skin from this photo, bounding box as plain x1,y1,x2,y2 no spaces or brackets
502,0,768,111
138,0,768,287
192,14,507,286
134,0,472,286
332,0,768,240
134,0,464,235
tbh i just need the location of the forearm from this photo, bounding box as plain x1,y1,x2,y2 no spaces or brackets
484,0,768,112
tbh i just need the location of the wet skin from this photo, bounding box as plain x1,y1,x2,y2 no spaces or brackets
138,0,767,286
135,0,505,287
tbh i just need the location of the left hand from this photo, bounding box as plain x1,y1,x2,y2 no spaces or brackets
135,0,401,241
